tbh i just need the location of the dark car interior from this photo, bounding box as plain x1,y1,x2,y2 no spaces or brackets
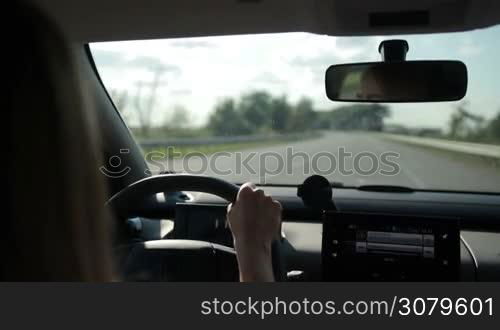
30,0,500,282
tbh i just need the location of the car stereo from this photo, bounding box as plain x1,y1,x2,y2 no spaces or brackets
322,211,460,281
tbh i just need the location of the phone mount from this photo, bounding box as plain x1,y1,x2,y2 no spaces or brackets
378,39,409,62
297,175,336,211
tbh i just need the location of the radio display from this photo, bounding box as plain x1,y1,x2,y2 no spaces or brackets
322,212,460,281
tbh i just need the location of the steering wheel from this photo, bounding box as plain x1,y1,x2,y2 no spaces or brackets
106,174,284,281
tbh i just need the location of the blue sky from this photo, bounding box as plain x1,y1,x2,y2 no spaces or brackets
90,24,500,131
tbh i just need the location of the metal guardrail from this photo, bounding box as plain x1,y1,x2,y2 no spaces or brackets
139,132,321,149
382,134,500,159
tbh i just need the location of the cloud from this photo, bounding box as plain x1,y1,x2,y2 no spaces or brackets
290,54,332,69
289,53,334,84
288,36,382,84
170,89,192,95
127,56,181,75
335,36,379,54
289,36,381,70
91,49,126,66
251,72,286,86
91,49,181,75
170,40,216,49
457,39,482,57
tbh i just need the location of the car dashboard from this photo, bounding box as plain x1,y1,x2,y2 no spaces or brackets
128,186,500,281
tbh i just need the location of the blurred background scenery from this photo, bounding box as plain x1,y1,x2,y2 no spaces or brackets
90,26,500,191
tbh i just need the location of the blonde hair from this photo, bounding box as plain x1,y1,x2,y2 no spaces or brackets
4,2,114,281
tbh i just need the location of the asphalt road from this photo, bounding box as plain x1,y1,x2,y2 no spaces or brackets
160,132,500,193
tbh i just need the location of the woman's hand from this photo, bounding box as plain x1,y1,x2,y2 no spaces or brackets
227,182,282,282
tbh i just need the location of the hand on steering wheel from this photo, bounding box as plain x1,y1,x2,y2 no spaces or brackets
227,182,282,282
107,174,284,282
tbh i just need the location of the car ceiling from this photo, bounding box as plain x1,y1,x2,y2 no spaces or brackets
33,0,500,42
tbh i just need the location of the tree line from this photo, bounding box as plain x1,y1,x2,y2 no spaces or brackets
208,92,316,136
447,103,500,144
111,82,499,145
113,87,392,139
207,91,391,136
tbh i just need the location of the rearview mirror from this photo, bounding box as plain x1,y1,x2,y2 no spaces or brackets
325,61,467,102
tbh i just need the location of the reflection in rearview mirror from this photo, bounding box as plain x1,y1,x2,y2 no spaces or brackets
325,61,467,102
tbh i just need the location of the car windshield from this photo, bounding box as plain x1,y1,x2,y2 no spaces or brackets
90,26,500,193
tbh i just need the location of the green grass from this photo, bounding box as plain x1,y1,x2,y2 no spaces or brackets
142,139,295,158
140,131,323,158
